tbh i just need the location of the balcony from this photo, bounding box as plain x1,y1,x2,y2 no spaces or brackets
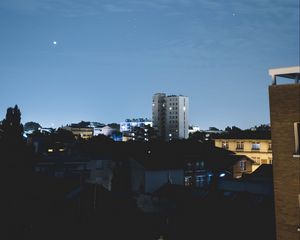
251,148,260,152
235,147,244,152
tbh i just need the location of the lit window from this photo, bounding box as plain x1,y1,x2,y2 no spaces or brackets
251,142,260,151
222,141,229,149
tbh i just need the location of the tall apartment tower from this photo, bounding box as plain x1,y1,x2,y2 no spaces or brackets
152,93,189,141
268,66,300,240
152,93,166,138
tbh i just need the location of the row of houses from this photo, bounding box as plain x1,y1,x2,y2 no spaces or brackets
34,146,260,194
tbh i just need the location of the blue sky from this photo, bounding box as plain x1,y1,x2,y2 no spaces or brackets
0,0,299,129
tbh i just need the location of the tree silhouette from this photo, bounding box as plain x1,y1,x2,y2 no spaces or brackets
2,105,23,144
24,121,41,132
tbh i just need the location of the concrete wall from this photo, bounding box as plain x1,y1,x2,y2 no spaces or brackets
269,84,300,240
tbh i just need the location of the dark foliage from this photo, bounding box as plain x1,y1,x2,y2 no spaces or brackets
24,121,42,132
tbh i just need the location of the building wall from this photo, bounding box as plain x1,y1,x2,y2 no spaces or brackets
232,159,253,178
129,159,146,192
165,96,179,140
215,139,272,169
269,84,300,240
178,96,189,139
63,127,94,139
153,93,189,141
145,170,184,193
152,93,166,138
86,160,115,190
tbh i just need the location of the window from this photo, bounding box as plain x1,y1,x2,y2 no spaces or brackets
261,159,268,164
294,122,300,157
240,160,246,171
236,141,244,150
268,157,273,164
251,142,260,151
222,141,229,149
268,142,272,151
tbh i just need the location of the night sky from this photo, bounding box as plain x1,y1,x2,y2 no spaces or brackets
0,0,299,129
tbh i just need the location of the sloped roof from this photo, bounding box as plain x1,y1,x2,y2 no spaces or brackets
249,164,273,180
213,131,271,140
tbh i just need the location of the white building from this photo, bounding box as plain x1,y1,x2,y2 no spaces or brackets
120,118,152,132
188,125,200,135
93,125,115,137
152,93,189,141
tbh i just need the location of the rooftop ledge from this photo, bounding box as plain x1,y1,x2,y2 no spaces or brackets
269,66,300,85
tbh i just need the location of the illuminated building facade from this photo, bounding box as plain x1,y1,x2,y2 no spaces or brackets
63,126,94,139
214,138,272,172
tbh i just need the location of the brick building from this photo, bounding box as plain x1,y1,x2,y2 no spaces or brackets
268,66,300,240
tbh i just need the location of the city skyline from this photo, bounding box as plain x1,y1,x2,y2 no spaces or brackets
0,0,299,129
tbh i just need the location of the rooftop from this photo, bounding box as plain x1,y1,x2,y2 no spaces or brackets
269,66,300,85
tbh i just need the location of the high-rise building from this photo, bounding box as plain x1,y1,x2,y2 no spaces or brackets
152,93,166,138
152,93,189,141
268,66,300,240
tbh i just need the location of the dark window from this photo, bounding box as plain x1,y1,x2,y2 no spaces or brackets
236,141,244,150
240,160,246,171
268,142,272,151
